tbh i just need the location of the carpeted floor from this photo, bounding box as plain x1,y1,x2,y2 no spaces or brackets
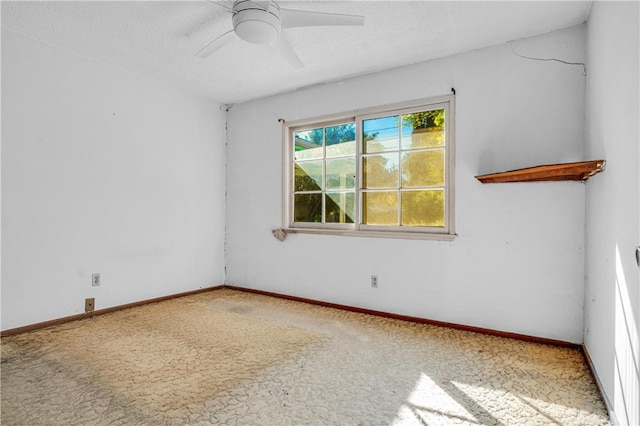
1,288,608,425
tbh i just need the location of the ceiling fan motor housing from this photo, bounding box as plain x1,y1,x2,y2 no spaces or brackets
232,1,281,45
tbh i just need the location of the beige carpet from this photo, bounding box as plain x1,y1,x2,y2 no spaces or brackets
1,289,608,425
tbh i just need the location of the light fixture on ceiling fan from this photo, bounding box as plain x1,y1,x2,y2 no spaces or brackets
196,0,365,68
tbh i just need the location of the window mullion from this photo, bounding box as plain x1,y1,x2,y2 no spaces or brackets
355,118,363,230
286,129,293,226
397,123,402,227
322,128,326,224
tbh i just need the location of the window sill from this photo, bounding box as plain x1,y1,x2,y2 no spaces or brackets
281,227,457,241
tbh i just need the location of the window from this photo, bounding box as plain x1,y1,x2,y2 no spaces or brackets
283,96,455,239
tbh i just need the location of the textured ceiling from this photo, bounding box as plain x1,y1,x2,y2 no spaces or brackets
1,1,592,105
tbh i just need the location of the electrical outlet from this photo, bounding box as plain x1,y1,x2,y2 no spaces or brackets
85,298,95,313
371,275,378,288
92,273,100,287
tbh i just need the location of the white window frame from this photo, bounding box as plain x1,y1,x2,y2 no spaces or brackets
282,95,455,240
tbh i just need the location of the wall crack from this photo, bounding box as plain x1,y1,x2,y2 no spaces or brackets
510,44,587,76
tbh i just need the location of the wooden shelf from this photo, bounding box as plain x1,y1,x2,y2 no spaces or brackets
475,160,605,183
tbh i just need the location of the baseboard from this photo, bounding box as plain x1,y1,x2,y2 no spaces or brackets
0,285,224,337
224,285,581,349
582,344,618,425
2,283,582,350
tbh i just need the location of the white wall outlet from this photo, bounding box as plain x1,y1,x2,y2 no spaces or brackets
371,275,378,288
92,273,101,287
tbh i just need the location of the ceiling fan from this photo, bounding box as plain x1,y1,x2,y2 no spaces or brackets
196,0,365,68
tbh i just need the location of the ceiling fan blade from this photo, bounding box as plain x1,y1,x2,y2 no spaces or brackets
280,9,365,28
195,29,235,58
205,1,235,13
271,35,304,69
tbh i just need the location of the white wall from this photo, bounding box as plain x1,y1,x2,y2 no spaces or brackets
1,29,227,331
584,2,640,424
226,25,588,343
